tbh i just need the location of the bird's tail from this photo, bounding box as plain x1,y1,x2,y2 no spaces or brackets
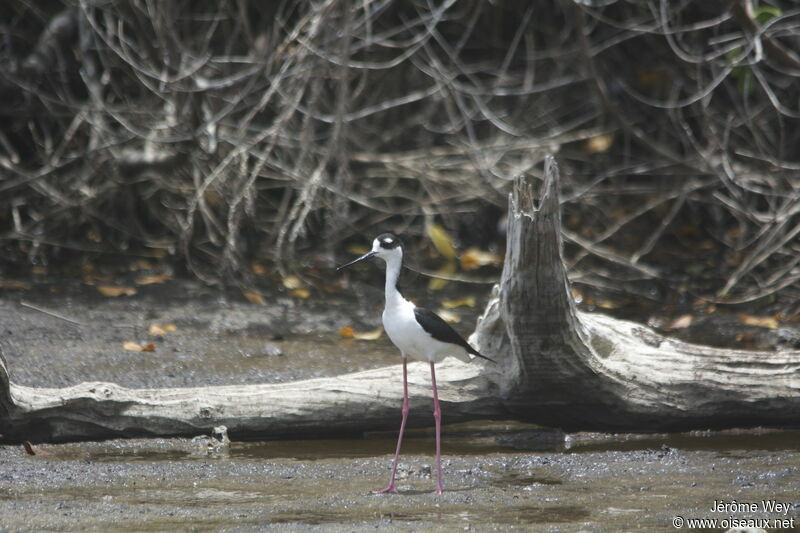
468,346,496,364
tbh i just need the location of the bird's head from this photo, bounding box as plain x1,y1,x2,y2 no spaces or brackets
337,233,403,270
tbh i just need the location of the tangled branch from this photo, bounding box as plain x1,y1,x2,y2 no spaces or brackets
0,0,797,305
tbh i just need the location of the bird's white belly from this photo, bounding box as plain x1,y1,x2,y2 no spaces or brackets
382,302,468,363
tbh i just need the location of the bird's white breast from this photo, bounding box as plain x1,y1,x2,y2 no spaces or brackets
382,298,469,363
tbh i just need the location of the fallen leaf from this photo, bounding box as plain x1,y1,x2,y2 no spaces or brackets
428,261,456,291
460,247,501,270
571,288,584,304
251,262,268,276
123,341,155,352
436,309,461,324
736,331,756,348
148,323,177,336
321,282,342,294
585,133,614,154
353,328,383,340
22,441,49,456
98,285,137,297
340,326,382,340
136,273,172,285
442,296,476,309
738,314,779,329
346,244,370,255
0,280,32,290
666,314,693,330
32,266,47,275
282,275,303,290
596,299,619,309
243,290,266,305
291,288,311,299
427,223,457,260
128,259,154,272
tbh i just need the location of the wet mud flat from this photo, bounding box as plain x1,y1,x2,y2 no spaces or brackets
1,280,799,531
0,428,799,532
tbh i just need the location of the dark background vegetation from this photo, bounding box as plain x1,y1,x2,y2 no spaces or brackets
1,0,799,314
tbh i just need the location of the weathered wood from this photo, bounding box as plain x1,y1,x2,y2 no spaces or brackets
1,156,799,442
471,157,800,430
0,355,500,442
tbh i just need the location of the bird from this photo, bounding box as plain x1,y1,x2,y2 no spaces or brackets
337,232,494,494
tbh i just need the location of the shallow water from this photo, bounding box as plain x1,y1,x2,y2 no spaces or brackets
32,422,800,464
1,425,798,531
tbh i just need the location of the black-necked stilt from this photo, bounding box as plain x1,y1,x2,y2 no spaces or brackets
338,232,494,494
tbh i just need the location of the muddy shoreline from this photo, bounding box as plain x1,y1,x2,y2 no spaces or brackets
1,280,798,531
1,430,798,532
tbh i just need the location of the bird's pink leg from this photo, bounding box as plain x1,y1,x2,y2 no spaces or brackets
430,361,443,494
373,357,409,494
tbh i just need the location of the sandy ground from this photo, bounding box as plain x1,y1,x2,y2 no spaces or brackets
1,279,798,531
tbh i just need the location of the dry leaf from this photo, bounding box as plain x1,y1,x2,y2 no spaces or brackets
571,287,584,304
98,285,137,297
128,259,153,272
738,314,779,329
251,262,268,276
135,273,172,285
736,331,756,348
346,244,370,255
291,288,311,299
666,314,693,330
148,323,177,336
585,133,614,153
23,441,36,455
596,299,619,309
23,441,49,456
428,261,456,291
282,275,303,290
340,326,382,340
427,223,456,260
123,341,155,352
442,296,476,309
353,328,383,340
436,309,461,324
32,266,47,275
460,248,501,270
243,290,266,305
0,280,32,290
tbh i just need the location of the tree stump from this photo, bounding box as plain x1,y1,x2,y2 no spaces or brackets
471,157,800,430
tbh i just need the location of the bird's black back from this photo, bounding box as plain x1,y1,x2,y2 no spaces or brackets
413,307,495,363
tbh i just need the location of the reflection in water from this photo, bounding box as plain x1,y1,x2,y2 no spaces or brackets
29,423,800,463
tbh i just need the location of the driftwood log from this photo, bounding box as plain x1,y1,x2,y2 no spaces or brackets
1,157,799,443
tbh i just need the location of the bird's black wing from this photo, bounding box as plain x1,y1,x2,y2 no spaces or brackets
414,307,495,363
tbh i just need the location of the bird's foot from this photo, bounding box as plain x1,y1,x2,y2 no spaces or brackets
372,484,398,495
434,487,443,495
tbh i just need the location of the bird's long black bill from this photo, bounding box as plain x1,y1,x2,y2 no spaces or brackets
337,250,377,270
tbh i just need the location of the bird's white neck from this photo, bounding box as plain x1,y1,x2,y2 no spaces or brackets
383,252,404,308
